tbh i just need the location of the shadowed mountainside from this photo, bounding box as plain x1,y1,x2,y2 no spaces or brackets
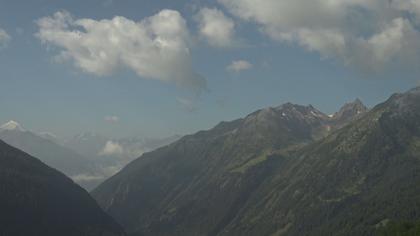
0,140,126,236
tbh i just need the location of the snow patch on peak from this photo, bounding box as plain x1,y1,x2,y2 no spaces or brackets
0,120,25,132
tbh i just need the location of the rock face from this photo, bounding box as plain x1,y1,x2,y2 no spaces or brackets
0,140,126,236
92,100,370,236
331,98,369,127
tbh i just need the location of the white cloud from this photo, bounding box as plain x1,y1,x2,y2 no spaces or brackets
36,10,206,92
219,0,420,71
227,60,253,72
104,115,120,123
99,141,124,156
195,8,236,47
0,28,11,49
71,173,104,182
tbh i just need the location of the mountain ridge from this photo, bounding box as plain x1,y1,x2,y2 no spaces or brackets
92,98,370,236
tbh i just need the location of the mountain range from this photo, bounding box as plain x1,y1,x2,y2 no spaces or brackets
93,97,368,235
2,87,419,236
91,88,420,235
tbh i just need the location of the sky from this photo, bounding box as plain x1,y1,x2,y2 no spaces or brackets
0,0,420,139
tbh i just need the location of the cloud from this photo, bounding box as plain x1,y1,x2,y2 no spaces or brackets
227,60,253,72
219,0,420,72
36,10,206,92
176,97,198,112
71,173,104,182
104,115,120,123
0,28,11,49
392,0,420,23
195,8,236,47
99,141,124,156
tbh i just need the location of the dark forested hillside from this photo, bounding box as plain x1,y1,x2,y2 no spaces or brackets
0,140,126,236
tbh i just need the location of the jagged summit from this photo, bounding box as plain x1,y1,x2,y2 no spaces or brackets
276,103,328,118
335,98,367,116
242,103,329,136
0,120,26,132
331,98,368,126
244,103,328,122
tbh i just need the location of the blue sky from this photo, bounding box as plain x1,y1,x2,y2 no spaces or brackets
0,0,419,139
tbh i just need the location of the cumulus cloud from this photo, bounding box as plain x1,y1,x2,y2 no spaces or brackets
99,141,124,156
227,60,253,72
104,115,120,123
195,8,236,47
0,28,11,49
36,10,206,92
219,0,420,71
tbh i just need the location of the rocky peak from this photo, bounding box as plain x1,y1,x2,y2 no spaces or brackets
275,103,329,121
332,99,368,124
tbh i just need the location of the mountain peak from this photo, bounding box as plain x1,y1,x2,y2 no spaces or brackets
336,98,367,116
274,103,328,119
353,97,363,104
331,99,368,126
0,120,26,132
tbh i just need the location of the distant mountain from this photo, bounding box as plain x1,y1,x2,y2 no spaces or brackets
65,132,110,161
0,120,26,132
92,100,368,235
0,121,97,189
37,131,62,144
0,139,126,236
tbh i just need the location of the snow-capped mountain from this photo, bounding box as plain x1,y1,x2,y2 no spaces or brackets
0,120,26,132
